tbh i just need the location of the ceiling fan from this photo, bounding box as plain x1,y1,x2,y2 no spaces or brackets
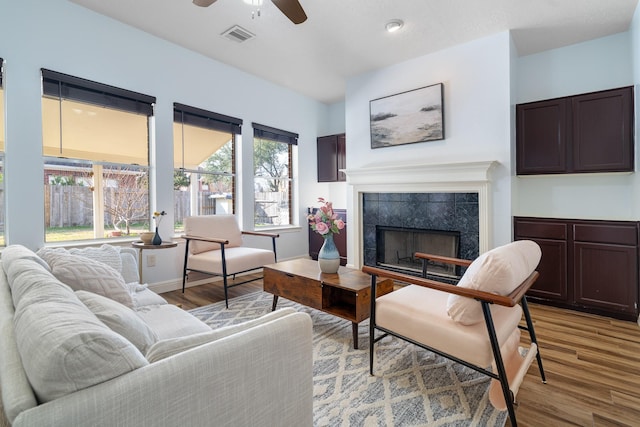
193,0,307,25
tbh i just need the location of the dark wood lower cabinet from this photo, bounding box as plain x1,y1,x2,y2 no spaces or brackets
514,217,639,321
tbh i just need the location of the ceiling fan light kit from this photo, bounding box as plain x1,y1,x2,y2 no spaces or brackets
193,0,307,24
385,19,404,33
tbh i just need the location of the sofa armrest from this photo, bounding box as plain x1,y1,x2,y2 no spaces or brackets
13,312,313,427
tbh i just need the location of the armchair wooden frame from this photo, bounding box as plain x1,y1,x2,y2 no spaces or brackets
364,252,546,427
182,230,279,308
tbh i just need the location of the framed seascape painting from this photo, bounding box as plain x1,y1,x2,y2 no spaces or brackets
369,83,444,149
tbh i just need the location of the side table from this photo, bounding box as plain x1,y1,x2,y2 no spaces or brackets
131,241,178,283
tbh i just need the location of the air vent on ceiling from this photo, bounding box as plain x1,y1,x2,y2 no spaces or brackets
221,25,255,43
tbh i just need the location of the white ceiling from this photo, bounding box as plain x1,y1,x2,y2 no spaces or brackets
71,0,638,104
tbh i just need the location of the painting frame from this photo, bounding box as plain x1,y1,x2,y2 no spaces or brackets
369,83,444,149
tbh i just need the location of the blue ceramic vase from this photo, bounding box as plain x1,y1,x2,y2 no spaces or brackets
318,233,340,273
152,227,162,245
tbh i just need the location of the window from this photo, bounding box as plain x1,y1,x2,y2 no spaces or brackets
0,58,4,246
252,123,297,228
41,69,155,242
173,103,241,232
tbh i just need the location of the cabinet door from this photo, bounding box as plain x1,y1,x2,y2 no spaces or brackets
317,134,346,182
317,135,338,182
336,134,346,182
527,238,569,301
514,218,569,302
573,242,637,315
572,87,634,173
516,99,568,175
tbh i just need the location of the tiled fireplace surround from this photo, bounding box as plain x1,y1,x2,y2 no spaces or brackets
344,161,497,269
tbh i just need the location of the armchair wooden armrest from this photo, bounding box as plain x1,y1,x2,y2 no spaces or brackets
361,265,539,308
242,230,280,239
181,234,229,245
414,252,473,267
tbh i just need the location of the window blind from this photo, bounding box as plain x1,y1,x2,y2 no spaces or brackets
252,122,298,145
42,69,155,116
174,103,242,134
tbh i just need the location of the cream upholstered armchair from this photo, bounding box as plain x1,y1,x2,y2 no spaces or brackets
182,215,279,308
363,240,547,427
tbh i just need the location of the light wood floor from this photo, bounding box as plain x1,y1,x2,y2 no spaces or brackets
162,277,640,427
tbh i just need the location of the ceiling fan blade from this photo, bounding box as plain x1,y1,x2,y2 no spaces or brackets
193,0,217,7
271,0,307,24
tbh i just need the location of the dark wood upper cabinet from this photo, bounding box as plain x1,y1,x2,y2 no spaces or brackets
516,86,634,175
317,133,346,182
572,87,634,172
516,99,568,174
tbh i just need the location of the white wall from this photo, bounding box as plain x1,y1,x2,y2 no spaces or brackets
0,0,327,286
344,32,514,250
513,31,638,221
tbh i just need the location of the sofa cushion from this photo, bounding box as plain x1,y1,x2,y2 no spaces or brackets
185,215,243,255
8,250,148,402
76,290,158,354
145,308,296,362
1,244,51,273
446,240,541,325
187,246,276,275
37,249,134,308
135,304,211,340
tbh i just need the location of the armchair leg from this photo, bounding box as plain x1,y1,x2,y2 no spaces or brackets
182,240,191,293
223,275,229,309
482,302,518,427
521,297,547,383
369,275,377,376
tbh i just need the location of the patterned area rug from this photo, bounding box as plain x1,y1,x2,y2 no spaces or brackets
189,291,507,427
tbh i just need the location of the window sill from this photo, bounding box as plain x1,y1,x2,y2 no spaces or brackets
254,225,302,233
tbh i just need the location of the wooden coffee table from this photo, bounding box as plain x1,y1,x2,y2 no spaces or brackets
263,258,394,349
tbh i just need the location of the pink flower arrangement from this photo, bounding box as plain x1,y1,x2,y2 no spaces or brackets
308,198,345,237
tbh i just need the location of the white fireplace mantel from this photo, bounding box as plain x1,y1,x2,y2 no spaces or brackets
344,160,498,269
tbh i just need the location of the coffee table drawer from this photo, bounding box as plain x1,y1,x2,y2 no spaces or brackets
264,267,323,310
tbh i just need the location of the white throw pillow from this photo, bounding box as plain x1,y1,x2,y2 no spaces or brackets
120,251,140,284
76,290,158,354
446,240,541,325
38,250,134,308
69,244,123,274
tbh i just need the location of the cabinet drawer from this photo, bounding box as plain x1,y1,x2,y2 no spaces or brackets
514,219,567,240
263,268,322,309
573,223,638,246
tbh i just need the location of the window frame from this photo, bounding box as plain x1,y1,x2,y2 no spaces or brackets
173,103,242,229
41,69,155,242
252,122,297,229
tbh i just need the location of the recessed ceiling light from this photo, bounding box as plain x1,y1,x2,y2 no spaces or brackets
385,19,404,33
243,0,263,5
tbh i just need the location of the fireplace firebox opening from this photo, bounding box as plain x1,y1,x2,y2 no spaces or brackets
376,226,461,279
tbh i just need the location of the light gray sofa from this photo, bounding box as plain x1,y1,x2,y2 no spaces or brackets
0,244,313,427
